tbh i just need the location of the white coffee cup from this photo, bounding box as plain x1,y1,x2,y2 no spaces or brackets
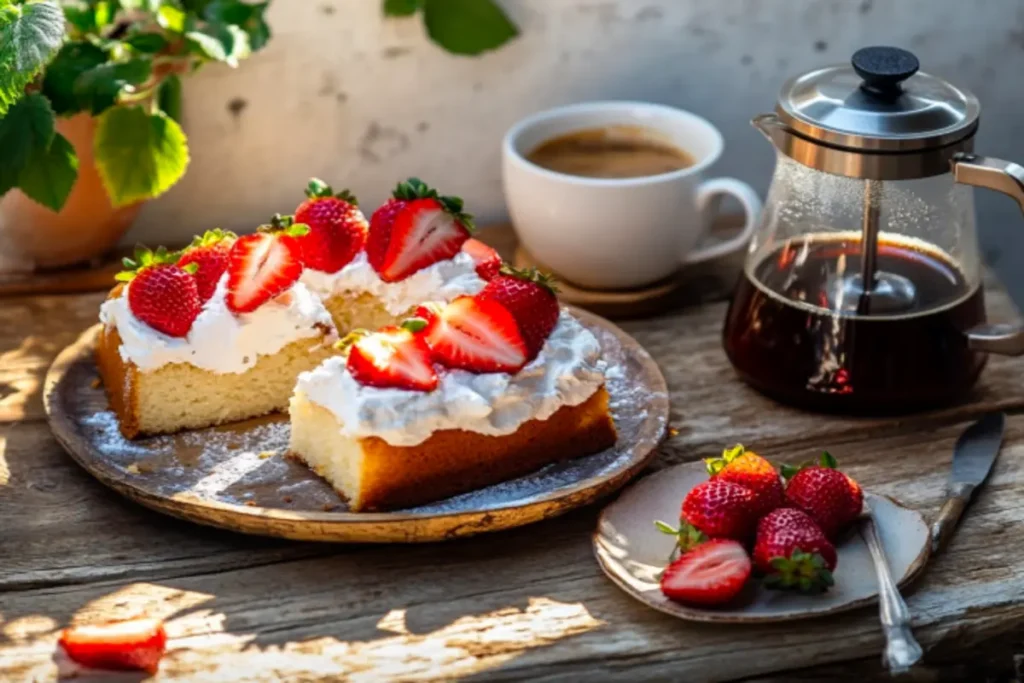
502,101,762,290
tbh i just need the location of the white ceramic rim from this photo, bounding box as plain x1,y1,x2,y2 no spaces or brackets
503,100,726,187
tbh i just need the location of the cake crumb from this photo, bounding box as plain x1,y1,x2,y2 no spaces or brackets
245,501,257,507
126,463,141,474
283,495,293,503
258,451,275,459
90,378,102,389
668,426,680,437
322,503,339,511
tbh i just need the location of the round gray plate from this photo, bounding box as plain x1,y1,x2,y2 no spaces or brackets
594,461,931,622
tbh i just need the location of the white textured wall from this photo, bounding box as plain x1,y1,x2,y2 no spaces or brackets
129,0,1024,295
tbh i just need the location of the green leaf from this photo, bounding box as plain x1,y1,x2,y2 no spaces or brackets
41,41,107,116
821,451,838,469
94,106,190,206
120,0,163,11
422,0,517,56
17,132,79,211
62,2,97,34
157,72,182,122
383,0,423,16
157,4,187,33
187,22,249,66
0,1,66,116
653,520,678,535
0,92,56,195
93,0,113,29
73,58,152,115
125,32,168,54
780,463,801,481
203,0,257,24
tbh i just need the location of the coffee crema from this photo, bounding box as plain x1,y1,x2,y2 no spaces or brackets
525,125,694,179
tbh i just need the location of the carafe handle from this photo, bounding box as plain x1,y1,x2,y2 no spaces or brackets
953,153,1024,355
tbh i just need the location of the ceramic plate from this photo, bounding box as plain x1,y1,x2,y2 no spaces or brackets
594,461,931,623
44,307,668,543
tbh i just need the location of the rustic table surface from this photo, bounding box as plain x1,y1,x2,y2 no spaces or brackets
2,226,1024,682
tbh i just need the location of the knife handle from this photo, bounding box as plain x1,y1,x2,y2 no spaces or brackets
930,483,974,555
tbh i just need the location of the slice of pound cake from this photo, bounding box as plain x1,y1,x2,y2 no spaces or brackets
97,222,336,438
289,268,617,511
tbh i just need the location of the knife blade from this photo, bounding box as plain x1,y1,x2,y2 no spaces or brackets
930,412,1005,554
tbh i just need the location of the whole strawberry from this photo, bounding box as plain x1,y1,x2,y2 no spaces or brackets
705,444,784,518
680,478,759,542
177,229,236,302
476,266,560,360
753,507,837,592
366,178,473,282
226,214,309,313
783,451,864,539
118,246,201,338
294,178,368,273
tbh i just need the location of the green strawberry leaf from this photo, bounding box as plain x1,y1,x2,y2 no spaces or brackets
94,105,190,207
17,132,79,211
383,0,423,16
157,72,182,122
654,520,679,535
0,1,66,117
821,451,838,469
0,92,56,196
401,317,428,333
125,32,169,54
74,58,152,115
780,463,802,481
41,40,107,116
422,0,517,56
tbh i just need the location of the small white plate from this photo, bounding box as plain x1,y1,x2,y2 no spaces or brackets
593,461,931,623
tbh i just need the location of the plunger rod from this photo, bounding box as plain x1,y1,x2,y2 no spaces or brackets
857,180,881,315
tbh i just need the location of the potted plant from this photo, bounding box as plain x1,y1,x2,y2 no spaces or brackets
0,0,272,270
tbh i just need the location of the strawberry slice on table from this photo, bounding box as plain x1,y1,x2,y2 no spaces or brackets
753,507,838,593
58,617,167,674
342,319,438,392
117,246,201,338
660,539,752,606
225,215,309,314
461,238,502,280
705,444,784,518
294,178,368,273
422,295,528,373
177,228,236,302
367,178,473,282
477,266,560,360
782,451,864,539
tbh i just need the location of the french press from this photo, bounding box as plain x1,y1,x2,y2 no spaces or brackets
722,46,1024,412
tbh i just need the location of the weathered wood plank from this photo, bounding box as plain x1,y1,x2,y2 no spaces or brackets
3,417,1024,682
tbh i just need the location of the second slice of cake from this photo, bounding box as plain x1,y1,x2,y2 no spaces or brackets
289,269,616,511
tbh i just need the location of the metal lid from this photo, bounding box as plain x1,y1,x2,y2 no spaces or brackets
776,46,980,153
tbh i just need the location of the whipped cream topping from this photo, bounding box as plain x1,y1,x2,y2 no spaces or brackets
99,275,335,373
295,311,607,446
300,250,486,316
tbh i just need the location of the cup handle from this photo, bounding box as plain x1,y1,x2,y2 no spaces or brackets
684,177,762,265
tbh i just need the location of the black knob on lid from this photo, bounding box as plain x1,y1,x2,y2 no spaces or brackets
851,46,919,99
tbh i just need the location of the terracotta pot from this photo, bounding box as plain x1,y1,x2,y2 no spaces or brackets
0,113,142,271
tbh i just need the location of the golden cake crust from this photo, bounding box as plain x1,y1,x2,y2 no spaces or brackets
95,319,142,439
298,385,617,511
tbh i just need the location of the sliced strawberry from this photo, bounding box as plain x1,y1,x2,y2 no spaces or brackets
461,238,502,280
59,618,167,674
367,178,473,282
344,322,438,391
422,295,528,373
225,216,308,314
660,539,751,606
477,267,560,360
177,228,236,302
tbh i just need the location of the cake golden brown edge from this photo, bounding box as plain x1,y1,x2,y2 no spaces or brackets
292,385,617,511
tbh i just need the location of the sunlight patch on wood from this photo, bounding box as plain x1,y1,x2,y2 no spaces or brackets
163,597,603,682
0,436,8,486
71,583,214,629
2,615,57,643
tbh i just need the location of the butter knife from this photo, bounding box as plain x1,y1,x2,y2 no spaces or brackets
930,412,1005,554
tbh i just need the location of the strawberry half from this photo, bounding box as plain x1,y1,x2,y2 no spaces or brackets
461,238,502,280
225,215,309,314
117,246,201,338
422,295,528,373
342,319,438,392
367,178,473,282
177,228,236,302
59,618,167,674
294,178,368,273
659,539,752,606
476,266,560,360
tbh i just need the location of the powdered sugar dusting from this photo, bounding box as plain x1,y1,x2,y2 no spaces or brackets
55,314,667,518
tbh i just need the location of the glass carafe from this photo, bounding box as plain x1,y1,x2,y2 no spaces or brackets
722,47,1024,413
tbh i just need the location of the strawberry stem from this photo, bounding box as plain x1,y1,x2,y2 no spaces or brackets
401,317,428,333
497,264,560,295
391,177,475,231
305,177,359,205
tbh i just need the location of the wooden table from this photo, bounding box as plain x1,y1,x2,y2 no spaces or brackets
3,227,1024,682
